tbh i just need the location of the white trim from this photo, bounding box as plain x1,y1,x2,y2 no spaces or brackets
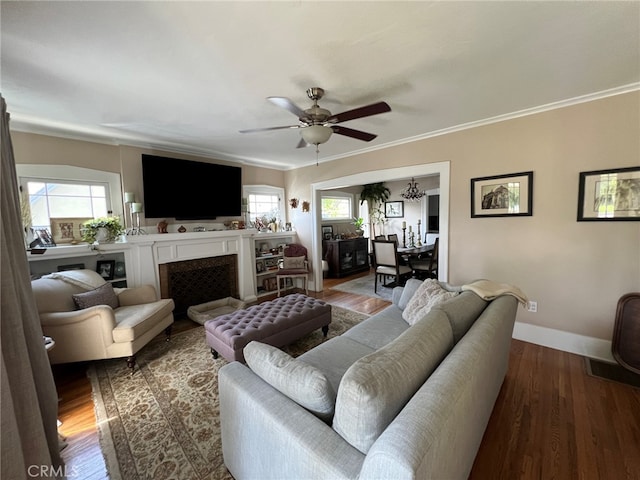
513,321,614,363
16,164,124,220
311,162,450,291
11,84,639,171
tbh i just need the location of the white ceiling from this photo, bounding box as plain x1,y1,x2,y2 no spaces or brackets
2,1,639,170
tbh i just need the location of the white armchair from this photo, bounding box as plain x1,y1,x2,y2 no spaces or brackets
31,269,174,370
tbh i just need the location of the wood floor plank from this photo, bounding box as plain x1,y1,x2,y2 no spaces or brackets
50,275,640,479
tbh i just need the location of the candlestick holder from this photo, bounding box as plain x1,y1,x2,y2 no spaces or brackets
402,227,407,248
416,220,422,247
130,212,146,235
409,232,415,248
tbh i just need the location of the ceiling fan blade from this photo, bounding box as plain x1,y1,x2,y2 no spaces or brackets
267,96,308,119
239,125,300,134
326,101,391,124
296,138,309,149
331,125,377,142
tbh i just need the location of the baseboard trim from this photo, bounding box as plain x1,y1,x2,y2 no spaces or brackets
513,321,614,363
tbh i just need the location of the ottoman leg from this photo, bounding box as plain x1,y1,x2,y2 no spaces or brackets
211,348,219,359
322,325,329,337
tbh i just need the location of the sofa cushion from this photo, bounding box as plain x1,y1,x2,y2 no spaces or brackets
72,282,119,310
433,291,489,343
397,279,424,310
112,298,174,343
402,279,458,325
332,309,454,453
342,305,409,350
244,341,336,422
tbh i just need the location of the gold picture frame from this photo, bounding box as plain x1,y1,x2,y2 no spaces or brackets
50,217,91,244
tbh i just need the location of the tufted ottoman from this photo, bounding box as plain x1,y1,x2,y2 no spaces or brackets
204,294,331,362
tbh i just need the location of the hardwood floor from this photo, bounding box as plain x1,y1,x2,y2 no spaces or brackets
52,272,640,479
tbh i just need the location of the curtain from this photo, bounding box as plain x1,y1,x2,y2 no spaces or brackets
1,96,62,478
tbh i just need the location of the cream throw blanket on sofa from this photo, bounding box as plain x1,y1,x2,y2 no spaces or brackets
42,269,104,290
462,279,528,306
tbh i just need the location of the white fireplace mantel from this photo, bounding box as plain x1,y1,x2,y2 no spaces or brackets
124,229,296,302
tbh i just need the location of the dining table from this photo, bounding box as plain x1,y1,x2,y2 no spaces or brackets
397,243,434,259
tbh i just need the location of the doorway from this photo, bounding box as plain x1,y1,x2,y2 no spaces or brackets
311,161,450,291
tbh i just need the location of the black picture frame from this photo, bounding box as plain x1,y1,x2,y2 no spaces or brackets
577,166,640,221
35,228,56,247
96,260,116,280
321,225,333,240
471,171,534,218
385,201,404,218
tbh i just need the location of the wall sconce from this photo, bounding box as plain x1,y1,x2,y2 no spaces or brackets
289,198,299,209
301,201,310,213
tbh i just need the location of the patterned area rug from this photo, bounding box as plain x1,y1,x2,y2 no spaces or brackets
88,305,369,480
329,273,394,301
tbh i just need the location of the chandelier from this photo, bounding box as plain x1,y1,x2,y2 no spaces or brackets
400,178,425,201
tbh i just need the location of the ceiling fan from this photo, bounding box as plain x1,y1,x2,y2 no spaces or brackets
239,87,391,149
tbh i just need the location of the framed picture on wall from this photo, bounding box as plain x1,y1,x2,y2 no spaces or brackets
577,166,640,221
96,260,116,280
471,171,533,218
385,201,404,218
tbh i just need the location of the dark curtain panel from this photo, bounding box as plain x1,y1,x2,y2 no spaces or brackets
1,96,62,478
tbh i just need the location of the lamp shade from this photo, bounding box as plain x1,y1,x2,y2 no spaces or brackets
131,202,143,213
301,125,333,145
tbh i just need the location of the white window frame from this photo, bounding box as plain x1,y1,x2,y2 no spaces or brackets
16,164,124,221
321,191,354,221
243,185,285,221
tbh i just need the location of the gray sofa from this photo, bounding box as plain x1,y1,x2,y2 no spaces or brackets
218,279,518,479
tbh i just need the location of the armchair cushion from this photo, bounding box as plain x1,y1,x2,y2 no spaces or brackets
72,283,119,310
113,298,175,343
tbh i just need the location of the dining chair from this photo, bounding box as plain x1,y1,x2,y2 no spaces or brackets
374,235,386,240
387,233,399,243
371,240,413,293
276,244,309,296
409,238,439,280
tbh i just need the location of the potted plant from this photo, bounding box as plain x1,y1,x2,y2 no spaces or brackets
82,216,124,244
352,217,365,236
360,182,391,237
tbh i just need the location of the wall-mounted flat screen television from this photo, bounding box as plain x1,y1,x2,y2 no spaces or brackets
141,154,242,220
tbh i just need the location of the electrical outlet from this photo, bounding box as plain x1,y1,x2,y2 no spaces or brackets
527,301,538,313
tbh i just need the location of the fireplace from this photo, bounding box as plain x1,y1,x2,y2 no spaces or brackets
159,254,238,317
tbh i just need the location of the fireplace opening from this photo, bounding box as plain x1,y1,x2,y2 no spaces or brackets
159,254,238,318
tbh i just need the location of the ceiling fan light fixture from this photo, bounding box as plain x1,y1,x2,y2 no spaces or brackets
301,125,333,145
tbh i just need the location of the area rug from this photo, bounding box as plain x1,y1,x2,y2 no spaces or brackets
585,358,640,388
88,305,369,480
329,273,394,301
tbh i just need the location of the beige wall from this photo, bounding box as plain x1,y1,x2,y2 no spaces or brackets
11,133,286,229
12,92,640,344
285,92,640,342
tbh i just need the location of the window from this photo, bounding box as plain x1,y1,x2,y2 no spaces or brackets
243,186,285,223
321,194,353,221
24,179,110,229
17,164,123,234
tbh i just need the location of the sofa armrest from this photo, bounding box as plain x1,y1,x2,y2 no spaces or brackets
39,307,118,363
219,362,365,480
117,285,158,305
39,306,116,327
